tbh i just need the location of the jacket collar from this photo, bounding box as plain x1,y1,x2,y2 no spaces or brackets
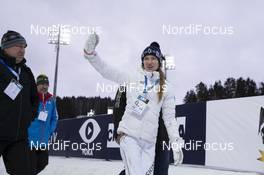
38,92,53,104
142,69,160,82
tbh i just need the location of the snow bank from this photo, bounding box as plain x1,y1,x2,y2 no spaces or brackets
0,156,259,175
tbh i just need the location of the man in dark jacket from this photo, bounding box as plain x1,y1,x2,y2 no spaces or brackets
0,30,39,175
113,86,170,175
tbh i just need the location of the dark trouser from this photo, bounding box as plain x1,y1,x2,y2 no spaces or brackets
0,139,31,175
29,148,49,175
154,114,170,175
154,143,170,175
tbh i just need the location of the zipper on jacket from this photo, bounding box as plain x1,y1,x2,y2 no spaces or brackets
15,67,23,140
40,98,47,146
15,88,23,140
40,121,46,145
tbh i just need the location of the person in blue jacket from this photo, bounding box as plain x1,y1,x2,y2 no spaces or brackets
28,74,58,175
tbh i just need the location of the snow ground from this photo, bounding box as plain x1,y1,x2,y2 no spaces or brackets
0,156,259,175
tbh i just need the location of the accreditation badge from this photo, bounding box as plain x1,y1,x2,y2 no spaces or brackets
131,95,149,116
38,111,48,121
4,79,23,100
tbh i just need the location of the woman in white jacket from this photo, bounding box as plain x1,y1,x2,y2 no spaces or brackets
84,34,183,175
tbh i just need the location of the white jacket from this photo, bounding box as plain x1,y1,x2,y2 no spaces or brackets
86,53,179,144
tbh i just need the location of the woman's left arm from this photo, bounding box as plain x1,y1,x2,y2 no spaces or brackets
162,87,184,165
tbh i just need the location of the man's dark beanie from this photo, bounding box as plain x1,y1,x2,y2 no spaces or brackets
36,74,49,86
1,30,27,49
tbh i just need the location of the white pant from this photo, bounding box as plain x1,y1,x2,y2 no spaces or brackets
119,135,155,175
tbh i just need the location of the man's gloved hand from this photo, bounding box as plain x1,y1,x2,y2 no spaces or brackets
84,33,99,58
172,138,184,166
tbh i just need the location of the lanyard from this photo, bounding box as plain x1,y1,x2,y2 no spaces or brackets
41,93,47,111
0,59,20,80
143,76,159,94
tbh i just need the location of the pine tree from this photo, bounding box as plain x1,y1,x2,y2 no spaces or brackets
195,82,209,102
184,77,263,104
184,90,197,103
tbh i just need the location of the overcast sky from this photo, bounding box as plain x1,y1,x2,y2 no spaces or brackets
1,0,263,104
